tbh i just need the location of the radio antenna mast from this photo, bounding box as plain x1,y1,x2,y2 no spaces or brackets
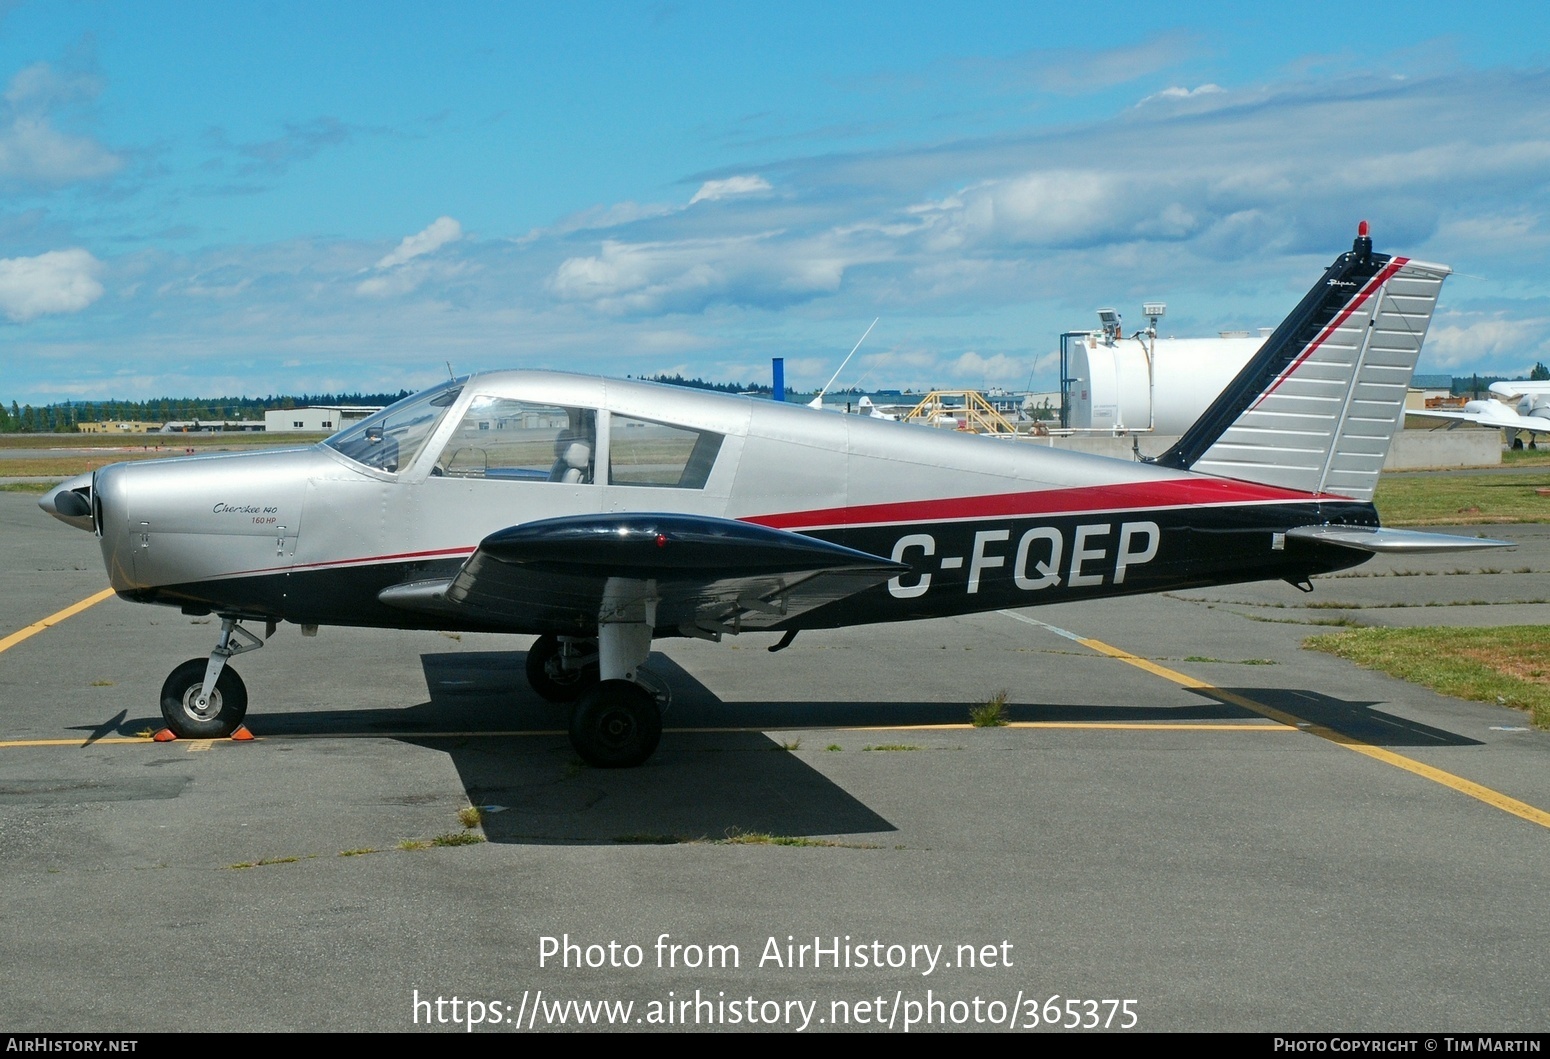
813,318,879,404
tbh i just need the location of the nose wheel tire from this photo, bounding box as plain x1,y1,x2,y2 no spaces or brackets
526,634,599,703
160,658,248,739
568,679,661,768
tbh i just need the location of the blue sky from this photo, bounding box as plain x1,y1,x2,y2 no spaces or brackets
3,1,1550,404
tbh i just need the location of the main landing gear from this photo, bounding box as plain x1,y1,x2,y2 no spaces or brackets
527,580,666,768
524,634,600,703
158,618,263,738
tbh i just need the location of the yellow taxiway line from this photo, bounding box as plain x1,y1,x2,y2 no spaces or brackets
1001,610,1550,831
3,587,1542,829
0,588,115,656
0,721,1289,750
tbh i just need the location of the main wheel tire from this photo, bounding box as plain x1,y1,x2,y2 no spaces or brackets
525,635,598,703
569,680,661,768
159,658,248,739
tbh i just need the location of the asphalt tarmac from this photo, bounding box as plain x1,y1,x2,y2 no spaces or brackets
1,491,1546,1033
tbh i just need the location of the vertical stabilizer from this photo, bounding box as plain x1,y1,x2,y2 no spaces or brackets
1156,225,1449,502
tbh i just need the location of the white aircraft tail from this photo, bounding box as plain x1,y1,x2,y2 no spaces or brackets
1157,225,1449,502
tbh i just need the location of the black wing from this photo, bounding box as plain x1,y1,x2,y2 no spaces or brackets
377,513,905,637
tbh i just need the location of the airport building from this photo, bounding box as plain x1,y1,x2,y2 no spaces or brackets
263,406,380,432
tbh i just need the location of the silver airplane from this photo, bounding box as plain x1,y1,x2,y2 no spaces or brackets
1406,380,1550,448
39,226,1509,767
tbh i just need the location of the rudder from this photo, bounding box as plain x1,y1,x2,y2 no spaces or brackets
1155,224,1449,502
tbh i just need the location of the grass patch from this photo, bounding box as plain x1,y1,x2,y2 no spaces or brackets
1502,447,1550,467
0,481,54,493
775,738,802,751
0,432,329,451
719,829,878,848
0,434,331,478
1247,615,1365,627
969,689,1010,727
89,679,115,687
431,830,486,847
1304,625,1550,727
862,744,921,752
339,848,377,857
397,838,430,851
1374,469,1550,525
825,744,843,752
458,806,485,829
228,855,301,869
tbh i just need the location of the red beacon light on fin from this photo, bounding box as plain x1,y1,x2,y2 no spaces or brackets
1353,220,1373,261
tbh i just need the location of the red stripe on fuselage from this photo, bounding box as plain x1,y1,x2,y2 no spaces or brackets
1250,257,1407,412
220,545,477,579
744,477,1339,531
205,481,1349,580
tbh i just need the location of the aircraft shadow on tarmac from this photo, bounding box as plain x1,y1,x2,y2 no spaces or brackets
75,649,1481,844
1207,686,1483,749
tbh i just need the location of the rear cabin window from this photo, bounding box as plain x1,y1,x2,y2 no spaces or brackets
607,415,722,488
437,397,597,483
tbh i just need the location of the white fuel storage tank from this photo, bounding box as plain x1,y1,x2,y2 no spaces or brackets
1064,331,1265,433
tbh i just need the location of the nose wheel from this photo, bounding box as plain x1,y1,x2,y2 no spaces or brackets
160,658,248,738
157,617,265,738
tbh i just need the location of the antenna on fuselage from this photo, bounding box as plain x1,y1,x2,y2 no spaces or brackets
809,318,879,409
446,361,455,380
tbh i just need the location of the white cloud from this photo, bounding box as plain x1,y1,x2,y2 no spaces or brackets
356,217,466,296
949,351,1024,383
18,65,1550,401
0,248,104,322
689,175,772,205
374,216,463,270
1137,83,1225,106
0,62,120,184
1423,313,1548,370
549,233,852,314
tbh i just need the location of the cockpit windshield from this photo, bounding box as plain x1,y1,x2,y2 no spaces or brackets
324,381,463,472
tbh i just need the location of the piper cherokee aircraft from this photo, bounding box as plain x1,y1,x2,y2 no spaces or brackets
39,224,1510,767
1406,380,1550,448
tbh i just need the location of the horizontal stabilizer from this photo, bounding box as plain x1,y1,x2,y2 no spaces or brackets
1285,525,1515,554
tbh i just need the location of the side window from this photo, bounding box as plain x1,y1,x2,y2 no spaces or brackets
608,415,723,488
437,397,596,483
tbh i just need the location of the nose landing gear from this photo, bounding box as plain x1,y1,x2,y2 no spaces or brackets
160,658,248,738
158,618,264,738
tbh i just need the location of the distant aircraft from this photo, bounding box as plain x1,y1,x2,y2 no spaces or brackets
1407,381,1550,448
39,224,1509,767
857,396,898,420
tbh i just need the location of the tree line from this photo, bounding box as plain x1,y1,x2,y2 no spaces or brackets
0,392,412,433
4,366,1546,433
